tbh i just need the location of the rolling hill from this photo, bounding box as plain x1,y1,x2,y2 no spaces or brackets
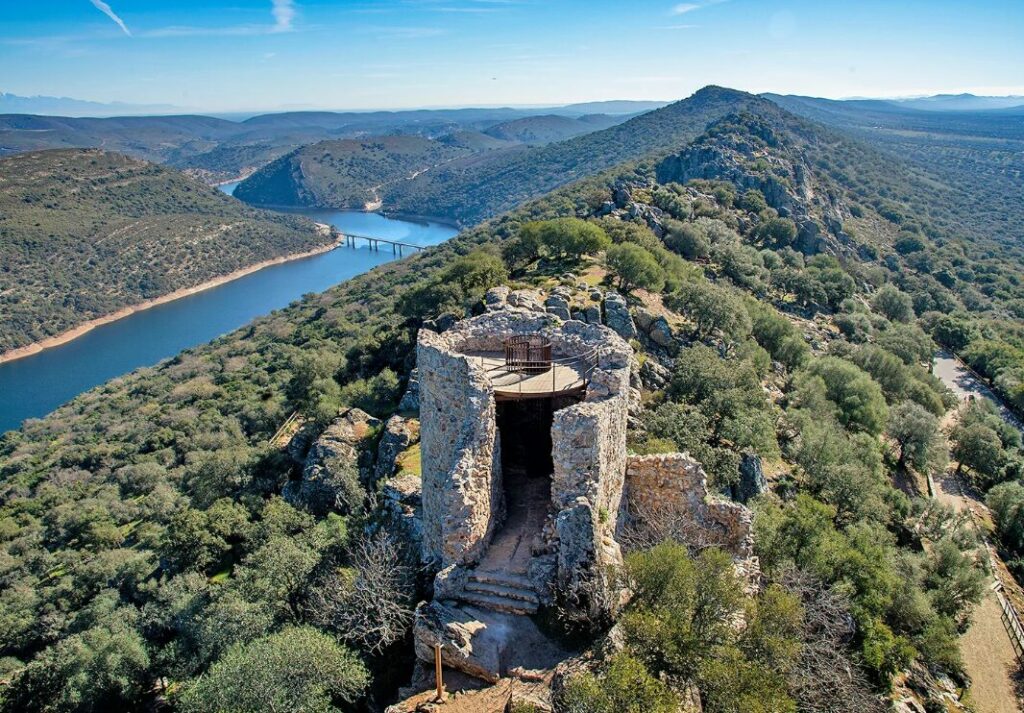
0,105,643,184
231,134,509,210
0,149,327,354
764,93,1024,248
235,86,771,224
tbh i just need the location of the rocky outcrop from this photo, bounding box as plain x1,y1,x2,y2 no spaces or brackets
283,408,379,515
413,599,570,684
638,358,671,391
380,473,424,552
734,452,767,503
507,289,544,312
484,285,510,312
602,293,636,340
544,293,571,320
374,415,419,482
655,112,853,256
398,369,420,412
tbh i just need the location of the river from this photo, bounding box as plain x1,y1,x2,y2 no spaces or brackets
0,182,457,432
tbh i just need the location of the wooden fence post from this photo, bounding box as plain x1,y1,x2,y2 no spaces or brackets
434,643,446,702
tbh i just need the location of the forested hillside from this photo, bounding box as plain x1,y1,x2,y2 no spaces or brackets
0,106,634,184
0,149,328,354
235,86,769,224
3,95,1020,711
765,93,1024,248
232,134,510,210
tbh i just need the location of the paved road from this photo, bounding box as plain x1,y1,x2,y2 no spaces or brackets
934,351,1024,432
932,351,1022,713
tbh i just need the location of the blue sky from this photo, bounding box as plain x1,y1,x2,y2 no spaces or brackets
1,0,1022,112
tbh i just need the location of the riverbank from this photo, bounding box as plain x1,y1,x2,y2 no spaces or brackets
0,231,339,366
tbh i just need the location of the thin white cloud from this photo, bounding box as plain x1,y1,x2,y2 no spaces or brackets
670,0,726,15
89,0,131,36
661,24,699,29
143,1,299,38
272,0,296,32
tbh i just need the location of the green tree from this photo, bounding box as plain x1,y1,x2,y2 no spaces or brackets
794,357,889,435
664,219,710,260
606,243,665,293
988,482,1024,572
871,285,915,323
558,653,679,713
178,627,368,713
887,401,946,472
951,422,1005,482
1,618,150,713
442,249,508,292
755,217,798,247
519,217,610,261
667,280,751,343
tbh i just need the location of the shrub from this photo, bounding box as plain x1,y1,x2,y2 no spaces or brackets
178,627,368,713
558,653,679,713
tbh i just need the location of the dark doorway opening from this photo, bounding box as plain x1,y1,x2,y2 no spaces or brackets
481,397,555,574
497,397,554,483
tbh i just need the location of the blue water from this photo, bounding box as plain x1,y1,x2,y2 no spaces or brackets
0,184,457,431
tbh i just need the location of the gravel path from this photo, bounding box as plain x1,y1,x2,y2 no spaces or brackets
932,352,1022,713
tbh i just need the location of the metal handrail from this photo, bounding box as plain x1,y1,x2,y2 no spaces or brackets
504,335,552,374
486,342,601,396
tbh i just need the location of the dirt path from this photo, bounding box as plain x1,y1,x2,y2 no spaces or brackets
932,352,1022,712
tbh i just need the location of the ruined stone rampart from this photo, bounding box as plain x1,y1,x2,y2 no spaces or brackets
622,452,755,559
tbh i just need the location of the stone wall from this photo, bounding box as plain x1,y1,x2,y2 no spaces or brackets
622,452,755,559
418,329,503,567
416,308,633,590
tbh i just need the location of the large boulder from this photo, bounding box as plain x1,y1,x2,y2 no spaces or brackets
285,421,319,465
283,408,380,515
602,293,636,340
380,473,423,552
484,285,510,312
374,415,419,483
398,369,420,412
414,600,503,683
639,359,671,391
413,599,570,684
544,294,571,321
735,452,767,503
507,290,545,312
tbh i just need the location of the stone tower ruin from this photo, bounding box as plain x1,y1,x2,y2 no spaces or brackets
417,309,632,611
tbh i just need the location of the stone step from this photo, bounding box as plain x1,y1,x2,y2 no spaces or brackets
464,580,540,604
468,570,536,591
457,590,538,616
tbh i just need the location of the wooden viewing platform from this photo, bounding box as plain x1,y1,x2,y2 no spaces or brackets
465,353,591,400
338,231,425,256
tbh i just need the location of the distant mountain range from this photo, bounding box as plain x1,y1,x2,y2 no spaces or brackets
0,92,181,117
886,93,1024,112
764,92,1024,114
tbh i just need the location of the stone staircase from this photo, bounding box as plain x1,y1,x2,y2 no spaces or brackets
457,570,540,616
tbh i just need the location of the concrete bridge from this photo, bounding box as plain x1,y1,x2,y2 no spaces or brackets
338,231,424,256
